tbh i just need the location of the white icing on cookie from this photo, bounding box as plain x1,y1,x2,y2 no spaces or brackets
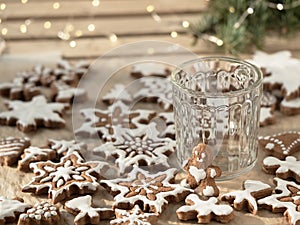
221,180,272,213
0,197,30,222
22,152,107,203
188,166,206,184
0,95,67,132
75,101,156,141
101,165,191,213
260,107,274,126
102,84,133,104
52,81,87,103
65,195,113,224
131,63,169,77
176,194,233,222
263,156,300,178
93,123,175,174
48,139,86,157
111,205,158,225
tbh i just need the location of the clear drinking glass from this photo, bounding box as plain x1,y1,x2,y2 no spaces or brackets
171,57,263,180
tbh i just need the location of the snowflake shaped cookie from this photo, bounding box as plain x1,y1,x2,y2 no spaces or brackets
18,202,60,225
18,146,57,172
101,166,191,214
75,101,156,141
102,84,133,105
22,152,106,203
111,205,158,225
259,131,300,159
176,194,234,223
0,137,30,166
260,107,275,127
221,180,272,214
65,195,114,225
263,156,300,183
0,196,30,224
93,123,176,174
248,51,300,100
0,95,68,132
133,77,173,111
130,62,170,78
51,81,87,104
48,139,87,157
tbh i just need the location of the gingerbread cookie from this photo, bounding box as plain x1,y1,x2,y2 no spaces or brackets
261,91,277,109
111,205,158,225
75,101,156,141
65,195,114,225
102,84,133,105
248,50,300,100
154,112,175,139
51,81,87,104
263,156,300,183
0,95,68,132
284,207,300,225
133,77,173,111
22,152,107,203
0,137,30,166
47,139,86,157
259,131,300,159
0,196,30,225
93,123,176,174
130,62,170,78
221,180,273,214
101,165,191,214
280,98,300,116
260,107,276,127
18,202,60,225
176,194,234,224
18,146,57,172
258,177,300,213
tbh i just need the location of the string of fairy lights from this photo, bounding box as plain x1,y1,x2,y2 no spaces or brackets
0,0,299,50
0,0,189,49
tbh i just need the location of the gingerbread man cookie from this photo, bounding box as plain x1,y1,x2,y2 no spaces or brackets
263,156,300,183
221,180,273,214
176,194,234,224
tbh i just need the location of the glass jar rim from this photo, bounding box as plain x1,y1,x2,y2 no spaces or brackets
171,56,263,98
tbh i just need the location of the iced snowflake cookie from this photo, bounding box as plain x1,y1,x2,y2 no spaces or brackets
0,137,30,166
221,180,272,214
248,51,300,100
0,196,30,225
176,194,234,224
111,205,158,225
133,77,173,111
259,131,300,159
22,151,107,203
263,156,300,183
17,202,60,225
0,95,68,132
18,146,56,172
75,101,156,141
102,84,133,105
130,62,170,78
93,123,175,174
47,139,87,157
101,165,191,214
65,195,114,225
51,81,87,104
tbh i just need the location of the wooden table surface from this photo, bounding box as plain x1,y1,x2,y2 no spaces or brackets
1,1,300,225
